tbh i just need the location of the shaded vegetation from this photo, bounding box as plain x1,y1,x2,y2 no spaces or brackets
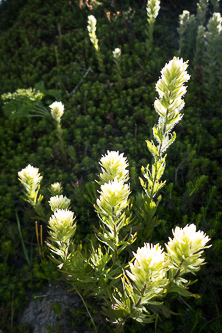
0,0,221,332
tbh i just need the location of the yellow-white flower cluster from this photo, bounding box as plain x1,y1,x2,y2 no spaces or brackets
179,10,190,28
112,48,121,60
127,243,168,297
207,12,222,36
18,165,42,205
48,209,76,242
146,0,161,22
156,57,190,100
97,178,130,217
1,88,43,103
18,165,42,186
49,101,64,123
50,182,63,194
87,15,99,51
99,150,129,184
154,56,190,126
166,224,211,274
49,195,71,212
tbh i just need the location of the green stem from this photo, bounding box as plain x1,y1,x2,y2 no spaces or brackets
168,259,184,287
57,123,67,161
148,105,169,203
112,207,118,264
158,106,169,157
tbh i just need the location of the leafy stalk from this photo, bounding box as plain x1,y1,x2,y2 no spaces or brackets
139,57,190,239
146,0,161,53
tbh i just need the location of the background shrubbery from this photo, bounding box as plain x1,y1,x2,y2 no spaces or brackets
0,0,221,332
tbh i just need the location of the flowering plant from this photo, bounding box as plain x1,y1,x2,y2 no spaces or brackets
18,164,43,206
87,15,99,51
87,14,104,71
177,1,222,101
18,58,211,332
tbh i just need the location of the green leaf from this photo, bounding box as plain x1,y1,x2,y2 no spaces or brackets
16,211,31,267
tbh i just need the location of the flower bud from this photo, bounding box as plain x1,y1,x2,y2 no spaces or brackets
49,182,63,195
49,101,64,123
112,48,121,60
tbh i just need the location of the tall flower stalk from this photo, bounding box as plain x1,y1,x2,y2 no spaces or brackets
178,10,190,56
146,0,161,52
49,101,67,160
87,15,104,71
112,48,122,91
95,151,135,264
18,165,45,220
203,12,222,99
197,0,209,26
139,57,190,239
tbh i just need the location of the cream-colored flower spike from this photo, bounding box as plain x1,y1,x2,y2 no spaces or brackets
207,12,222,36
178,10,190,29
112,48,121,60
18,164,42,186
155,57,190,100
97,178,130,216
18,164,42,205
50,182,63,195
166,224,211,274
127,243,168,297
146,0,161,22
49,101,64,123
99,150,129,184
49,195,71,212
87,15,99,51
48,209,76,242
140,57,190,203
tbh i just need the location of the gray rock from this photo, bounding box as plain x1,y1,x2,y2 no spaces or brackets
19,284,84,333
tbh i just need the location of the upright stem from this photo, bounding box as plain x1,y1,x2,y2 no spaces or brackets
158,106,169,157
57,123,67,162
112,207,119,264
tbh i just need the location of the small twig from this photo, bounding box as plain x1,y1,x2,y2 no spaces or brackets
67,67,92,97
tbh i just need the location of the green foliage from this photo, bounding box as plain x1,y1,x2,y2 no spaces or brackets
0,0,221,332
1,82,62,118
